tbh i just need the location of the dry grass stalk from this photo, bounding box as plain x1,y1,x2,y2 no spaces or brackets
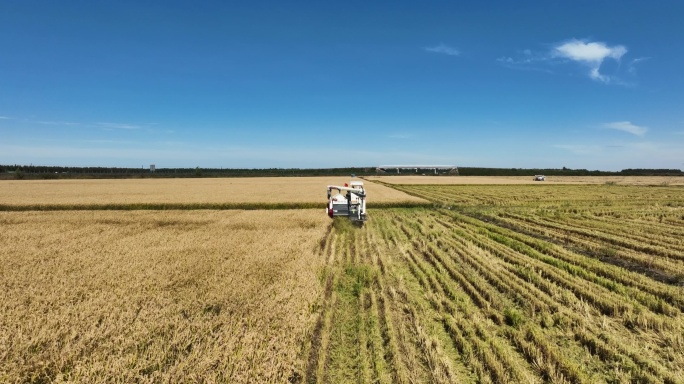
0,210,329,382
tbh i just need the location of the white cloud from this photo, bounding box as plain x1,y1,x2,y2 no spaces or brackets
553,39,627,83
424,44,460,56
0,116,9,119
499,39,635,84
603,121,648,136
554,40,626,63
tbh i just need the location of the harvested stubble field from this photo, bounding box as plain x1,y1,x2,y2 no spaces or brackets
304,183,684,384
366,175,684,186
2,179,684,383
0,177,426,209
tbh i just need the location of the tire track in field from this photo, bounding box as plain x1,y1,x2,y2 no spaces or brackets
304,216,445,383
304,220,379,383
304,223,335,383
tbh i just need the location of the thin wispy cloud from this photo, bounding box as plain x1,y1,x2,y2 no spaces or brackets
553,144,603,155
603,121,647,136
553,140,684,170
0,142,458,169
16,118,147,130
552,39,627,83
424,44,460,56
498,48,540,65
554,141,659,156
387,133,414,139
96,122,142,130
496,50,554,74
5,116,158,132
37,120,83,127
38,138,138,146
628,57,650,75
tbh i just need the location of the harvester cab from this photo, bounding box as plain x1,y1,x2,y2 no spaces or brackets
326,181,367,223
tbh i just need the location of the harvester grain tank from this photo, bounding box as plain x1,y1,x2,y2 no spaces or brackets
326,181,367,223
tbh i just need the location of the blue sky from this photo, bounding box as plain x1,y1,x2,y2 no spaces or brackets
1,1,683,170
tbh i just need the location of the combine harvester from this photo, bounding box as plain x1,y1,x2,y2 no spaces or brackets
326,181,367,224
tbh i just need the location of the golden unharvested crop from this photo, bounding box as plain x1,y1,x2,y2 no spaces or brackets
0,177,426,207
0,210,329,382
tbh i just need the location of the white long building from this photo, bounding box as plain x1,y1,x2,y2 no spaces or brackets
376,165,458,175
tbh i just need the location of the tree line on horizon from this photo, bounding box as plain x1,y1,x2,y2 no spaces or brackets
1,164,681,180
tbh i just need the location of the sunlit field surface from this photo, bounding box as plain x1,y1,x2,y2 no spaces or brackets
0,177,426,207
2,181,683,383
367,175,684,186
303,184,684,383
0,210,329,382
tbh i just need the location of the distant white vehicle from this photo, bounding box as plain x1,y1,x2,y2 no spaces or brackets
534,175,546,181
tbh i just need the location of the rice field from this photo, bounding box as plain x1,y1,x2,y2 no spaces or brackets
2,178,683,383
0,210,329,382
0,177,426,208
304,183,684,384
366,175,684,186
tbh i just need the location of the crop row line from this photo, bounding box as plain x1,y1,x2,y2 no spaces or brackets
445,210,681,332
497,212,684,282
557,213,684,250
506,212,684,262
386,214,546,383
424,210,680,381
462,211,684,314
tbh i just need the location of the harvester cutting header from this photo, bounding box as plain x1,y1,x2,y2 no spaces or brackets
326,181,367,223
